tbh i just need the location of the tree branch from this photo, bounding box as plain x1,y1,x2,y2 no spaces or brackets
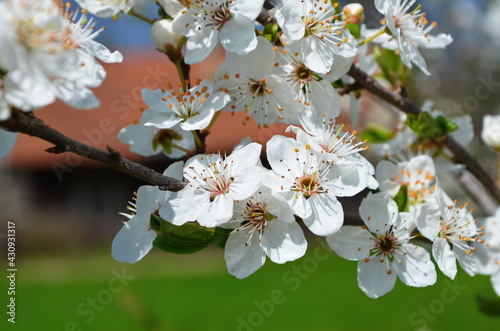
0,110,186,191
348,64,500,205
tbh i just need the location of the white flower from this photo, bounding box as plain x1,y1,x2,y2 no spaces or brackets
291,110,378,191
172,0,264,64
0,128,18,159
327,192,437,298
275,0,358,74
75,0,134,18
118,109,195,158
376,154,436,205
273,38,352,114
481,115,500,151
159,143,266,228
265,135,363,236
215,37,299,126
223,187,307,279
374,0,453,75
143,80,230,131
0,1,122,112
416,184,478,279
473,208,500,296
111,161,184,263
151,19,185,56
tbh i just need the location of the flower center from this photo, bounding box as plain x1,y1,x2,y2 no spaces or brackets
211,5,232,29
249,78,268,97
374,233,398,257
293,63,314,83
296,173,323,198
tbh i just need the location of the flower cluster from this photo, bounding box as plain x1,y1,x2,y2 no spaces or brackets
3,0,499,301
0,0,122,156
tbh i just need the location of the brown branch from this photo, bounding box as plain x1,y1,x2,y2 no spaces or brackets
348,64,500,205
0,110,186,192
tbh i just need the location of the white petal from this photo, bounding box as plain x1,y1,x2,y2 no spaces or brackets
219,14,258,54
359,192,398,235
261,220,307,264
197,193,234,227
229,166,266,200
184,28,219,64
111,215,156,263
159,186,209,225
81,40,123,63
326,226,373,261
142,88,170,110
454,244,478,277
224,230,266,279
302,192,343,236
396,244,437,287
358,257,397,298
414,202,441,240
275,5,304,40
118,124,159,157
433,237,457,279
231,0,265,20
302,37,334,74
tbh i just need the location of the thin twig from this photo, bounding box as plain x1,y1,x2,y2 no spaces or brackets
0,110,186,191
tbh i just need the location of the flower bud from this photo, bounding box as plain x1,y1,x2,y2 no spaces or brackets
151,19,185,61
342,3,365,24
482,115,500,151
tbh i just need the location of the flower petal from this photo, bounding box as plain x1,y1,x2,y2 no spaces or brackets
357,257,397,298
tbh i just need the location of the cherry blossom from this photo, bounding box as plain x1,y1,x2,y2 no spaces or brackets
327,192,437,298
373,0,453,75
159,142,266,228
172,0,264,64
275,0,358,74
143,80,230,131
0,0,122,112
266,135,365,236
223,187,307,279
215,37,299,126
118,109,195,159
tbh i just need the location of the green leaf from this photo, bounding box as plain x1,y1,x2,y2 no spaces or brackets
210,227,232,249
153,235,211,254
263,23,279,42
151,214,215,254
373,46,402,86
346,23,361,39
406,112,445,139
150,214,161,232
393,185,409,213
436,115,458,134
330,0,341,15
360,123,393,143
476,295,500,317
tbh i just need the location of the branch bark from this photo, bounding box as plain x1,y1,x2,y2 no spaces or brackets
0,110,186,191
348,65,500,205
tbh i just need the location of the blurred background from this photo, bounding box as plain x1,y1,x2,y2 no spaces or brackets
1,0,500,330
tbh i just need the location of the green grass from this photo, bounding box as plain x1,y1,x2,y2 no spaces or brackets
2,243,499,331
